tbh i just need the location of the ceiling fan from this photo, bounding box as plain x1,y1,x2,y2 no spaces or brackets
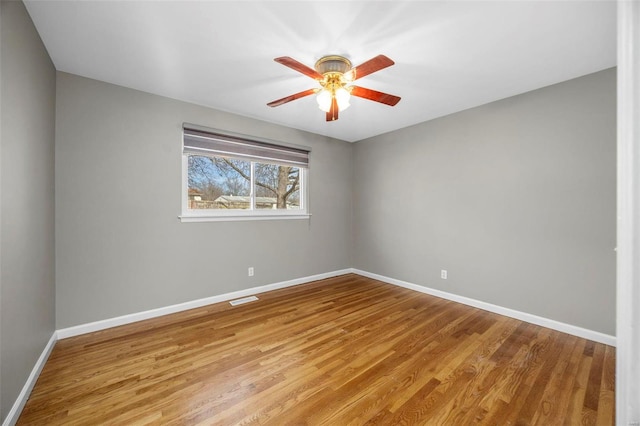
267,54,401,122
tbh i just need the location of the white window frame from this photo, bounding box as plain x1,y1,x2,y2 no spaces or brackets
179,126,310,222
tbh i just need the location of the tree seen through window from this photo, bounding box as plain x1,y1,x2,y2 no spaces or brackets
188,155,300,210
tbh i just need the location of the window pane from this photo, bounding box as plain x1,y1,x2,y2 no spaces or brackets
188,155,251,209
254,163,301,210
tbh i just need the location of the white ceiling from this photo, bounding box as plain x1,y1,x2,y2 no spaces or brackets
24,1,616,143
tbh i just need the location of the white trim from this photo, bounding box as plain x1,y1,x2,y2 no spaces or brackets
2,332,57,426
178,213,311,223
56,267,617,345
352,269,616,347
56,269,352,339
617,1,640,423
180,158,310,222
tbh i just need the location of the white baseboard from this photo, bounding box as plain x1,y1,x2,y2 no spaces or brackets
352,269,616,347
57,267,616,346
56,269,352,339
2,332,57,426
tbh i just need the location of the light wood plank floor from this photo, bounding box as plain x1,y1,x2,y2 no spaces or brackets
19,274,615,425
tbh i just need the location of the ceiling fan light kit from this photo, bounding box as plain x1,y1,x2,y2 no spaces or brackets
268,54,401,122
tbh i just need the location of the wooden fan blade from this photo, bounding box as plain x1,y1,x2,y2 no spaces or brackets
347,55,395,81
326,97,339,121
267,88,317,107
351,86,401,106
274,57,323,80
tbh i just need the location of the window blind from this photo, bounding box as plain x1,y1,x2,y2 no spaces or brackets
183,127,310,168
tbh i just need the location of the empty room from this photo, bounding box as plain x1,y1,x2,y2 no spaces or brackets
2,0,639,425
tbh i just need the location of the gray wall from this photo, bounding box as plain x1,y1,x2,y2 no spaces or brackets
0,0,56,421
353,68,616,335
55,72,353,328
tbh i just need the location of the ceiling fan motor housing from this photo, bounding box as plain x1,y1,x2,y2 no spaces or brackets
314,55,352,75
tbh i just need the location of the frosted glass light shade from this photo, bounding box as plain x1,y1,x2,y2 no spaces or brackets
316,89,332,112
335,87,351,111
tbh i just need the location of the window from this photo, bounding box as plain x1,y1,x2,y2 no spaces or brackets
181,126,310,221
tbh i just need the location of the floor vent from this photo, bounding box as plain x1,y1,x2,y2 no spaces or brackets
229,296,259,306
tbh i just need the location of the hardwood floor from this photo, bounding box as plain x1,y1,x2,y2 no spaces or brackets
18,274,615,425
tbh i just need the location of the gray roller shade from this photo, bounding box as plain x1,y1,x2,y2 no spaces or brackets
183,127,309,167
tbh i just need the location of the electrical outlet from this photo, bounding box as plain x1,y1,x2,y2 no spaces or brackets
248,267,254,277
441,270,448,279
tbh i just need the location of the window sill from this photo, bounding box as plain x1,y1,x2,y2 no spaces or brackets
178,213,311,223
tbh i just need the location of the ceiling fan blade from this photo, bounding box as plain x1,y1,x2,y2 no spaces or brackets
351,86,401,106
267,88,317,107
347,55,395,81
274,57,323,80
326,97,339,121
